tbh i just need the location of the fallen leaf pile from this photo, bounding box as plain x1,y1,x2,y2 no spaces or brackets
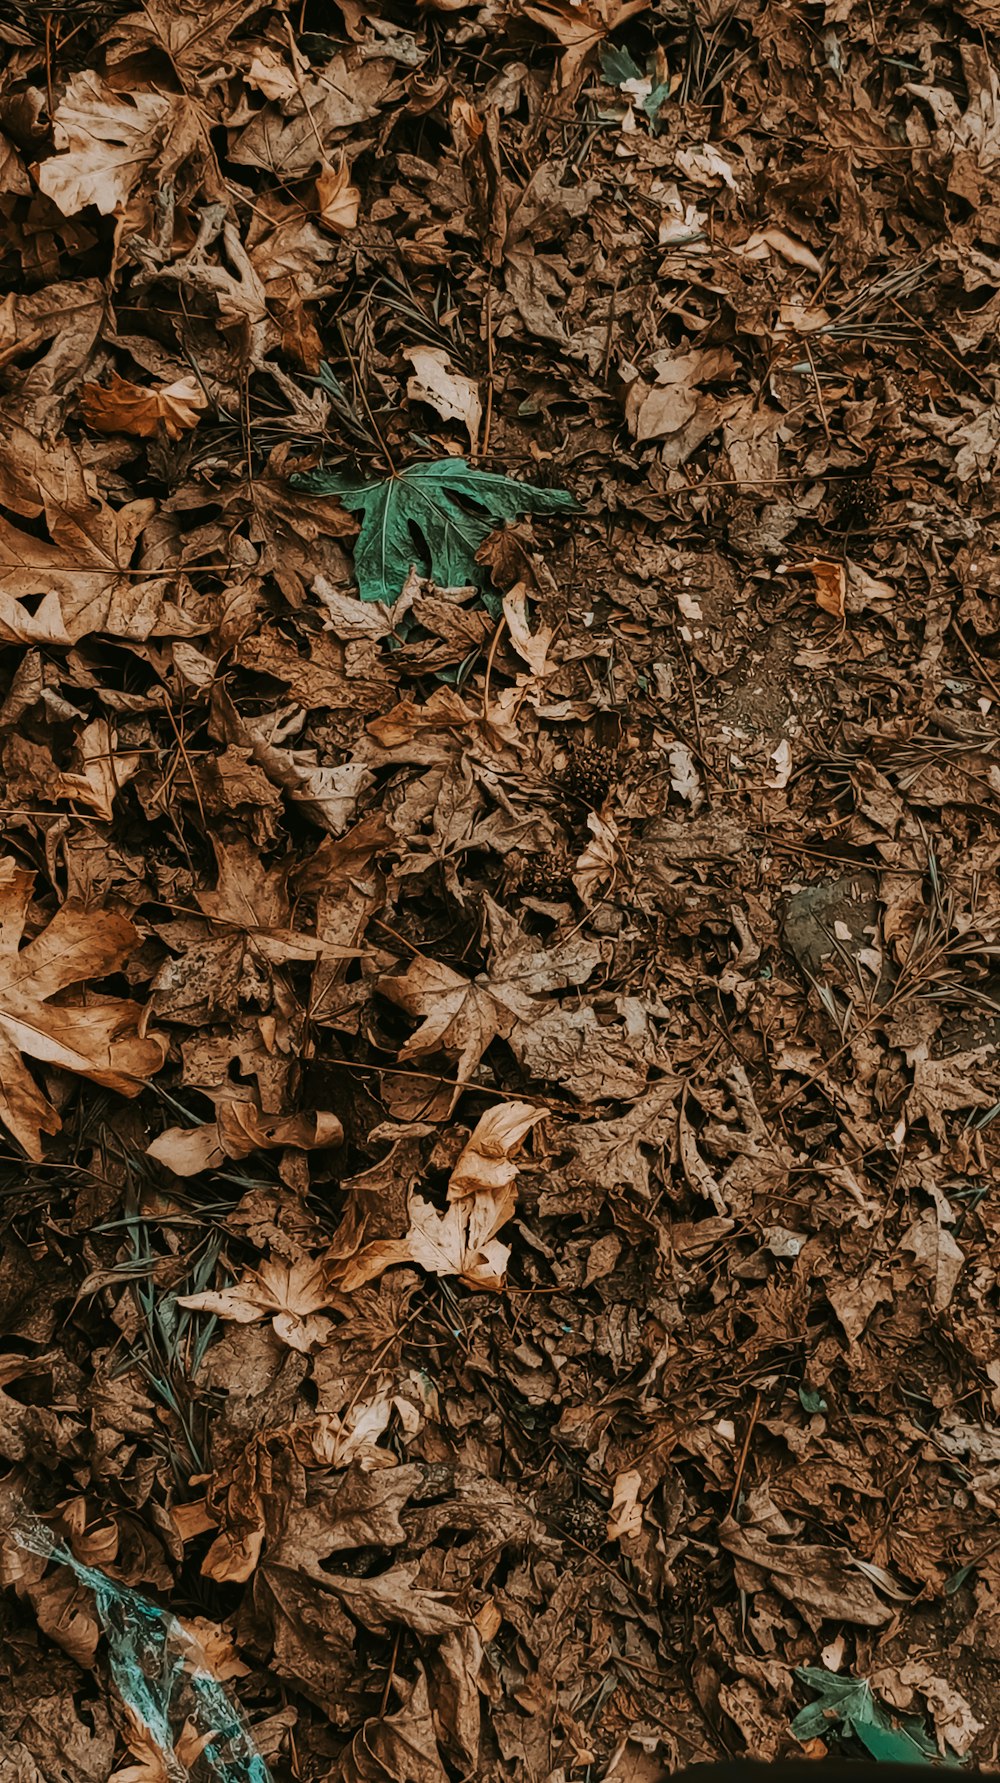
1,0,1000,1777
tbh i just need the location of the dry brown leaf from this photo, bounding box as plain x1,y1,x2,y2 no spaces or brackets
35,73,188,217
404,346,482,447
338,1184,516,1292
448,1102,545,1200
780,557,846,618
177,1256,336,1352
148,1104,343,1179
46,718,141,821
522,0,651,90
80,372,208,439
720,1516,892,1626
316,159,362,234
0,425,163,644
0,858,166,1160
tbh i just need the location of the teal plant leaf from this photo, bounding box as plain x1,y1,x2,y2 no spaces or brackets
292,457,576,604
792,1667,946,1764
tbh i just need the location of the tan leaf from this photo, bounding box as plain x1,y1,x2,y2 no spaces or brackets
80,372,208,439
148,1104,343,1179
780,556,846,618
0,858,166,1160
404,346,482,447
522,0,650,89
35,72,182,217
48,717,141,821
606,1469,644,1543
339,1186,515,1293
177,1256,335,1353
448,1102,545,1200
316,158,361,234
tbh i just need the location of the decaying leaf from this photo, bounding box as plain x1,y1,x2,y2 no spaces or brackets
405,347,483,448
80,372,208,439
177,1256,336,1352
0,858,166,1159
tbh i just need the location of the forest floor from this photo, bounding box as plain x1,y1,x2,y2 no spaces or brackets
1,1,1000,1779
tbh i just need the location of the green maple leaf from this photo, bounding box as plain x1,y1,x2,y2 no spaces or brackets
291,457,577,604
792,1667,947,1765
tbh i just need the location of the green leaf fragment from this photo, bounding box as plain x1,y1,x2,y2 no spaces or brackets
792,1667,948,1765
292,457,577,604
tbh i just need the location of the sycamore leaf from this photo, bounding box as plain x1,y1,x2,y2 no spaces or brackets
0,858,167,1160
80,371,208,439
177,1256,335,1353
791,1667,940,1765
292,457,576,603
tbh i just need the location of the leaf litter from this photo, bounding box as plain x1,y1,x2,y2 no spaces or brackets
1,0,1000,1778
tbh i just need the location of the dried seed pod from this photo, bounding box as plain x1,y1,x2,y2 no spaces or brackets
561,1498,608,1548
562,743,617,807
836,472,885,531
517,850,575,899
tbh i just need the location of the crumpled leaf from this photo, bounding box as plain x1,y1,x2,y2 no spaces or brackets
316,159,361,234
448,1102,545,1200
177,1256,336,1352
148,1104,343,1179
720,1517,892,1626
80,372,208,439
404,347,482,448
292,457,575,604
0,858,166,1159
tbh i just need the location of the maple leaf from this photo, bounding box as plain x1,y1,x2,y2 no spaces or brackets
0,858,167,1160
339,1188,516,1293
292,458,576,603
379,896,601,1110
522,0,651,89
791,1667,940,1763
80,372,208,439
35,72,186,217
177,1256,336,1353
0,424,162,644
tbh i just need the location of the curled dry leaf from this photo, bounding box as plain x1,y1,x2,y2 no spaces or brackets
177,1255,336,1352
0,858,166,1160
80,372,208,439
148,1104,343,1178
448,1101,545,1199
316,159,361,234
779,556,846,618
404,346,482,448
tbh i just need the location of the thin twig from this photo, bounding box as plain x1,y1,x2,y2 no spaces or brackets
338,317,395,476
728,1391,762,1517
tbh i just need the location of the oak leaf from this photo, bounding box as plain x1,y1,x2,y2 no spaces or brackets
0,859,166,1160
